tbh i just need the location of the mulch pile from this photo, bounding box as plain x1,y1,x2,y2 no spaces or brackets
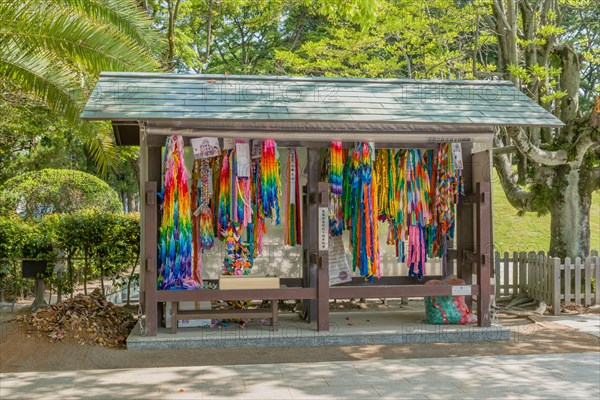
10,289,136,348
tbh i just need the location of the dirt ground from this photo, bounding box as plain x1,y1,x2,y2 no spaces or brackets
1,303,599,374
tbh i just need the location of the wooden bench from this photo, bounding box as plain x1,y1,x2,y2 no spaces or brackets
170,276,280,334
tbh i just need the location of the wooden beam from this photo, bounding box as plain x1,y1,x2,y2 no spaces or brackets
146,134,455,149
330,285,480,299
156,287,316,301
334,276,445,286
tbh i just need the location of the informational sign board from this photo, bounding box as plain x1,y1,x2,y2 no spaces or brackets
451,285,471,296
451,142,464,169
251,139,263,159
329,236,352,286
236,141,251,177
318,207,329,251
223,138,235,150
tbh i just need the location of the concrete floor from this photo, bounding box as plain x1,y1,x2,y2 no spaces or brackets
128,310,509,350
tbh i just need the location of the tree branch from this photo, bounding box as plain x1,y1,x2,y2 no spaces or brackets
533,166,556,187
573,134,597,167
493,135,536,212
592,167,600,190
507,127,568,165
493,145,518,155
493,0,512,31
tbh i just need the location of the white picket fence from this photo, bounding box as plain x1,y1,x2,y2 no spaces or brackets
494,250,600,315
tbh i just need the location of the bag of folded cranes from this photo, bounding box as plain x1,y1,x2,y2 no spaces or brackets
424,276,477,324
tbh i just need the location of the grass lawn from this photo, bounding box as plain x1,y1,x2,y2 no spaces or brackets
492,171,600,255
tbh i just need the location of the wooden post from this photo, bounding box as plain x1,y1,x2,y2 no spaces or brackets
565,259,571,306
518,251,526,293
584,256,592,307
306,147,321,322
574,257,581,305
143,181,158,336
301,185,310,320
457,143,474,308
317,181,330,331
552,258,561,315
476,181,492,327
494,252,500,297
510,252,517,295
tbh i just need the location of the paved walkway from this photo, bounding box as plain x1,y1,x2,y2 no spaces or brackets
1,352,599,399
549,314,600,337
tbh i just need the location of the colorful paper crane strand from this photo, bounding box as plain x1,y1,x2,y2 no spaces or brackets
347,142,380,281
260,139,281,224
158,135,198,290
329,141,345,236
217,149,232,239
285,148,302,246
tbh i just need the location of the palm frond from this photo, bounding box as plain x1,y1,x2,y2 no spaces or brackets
54,0,166,61
1,1,160,73
0,42,84,124
0,0,165,172
80,121,117,176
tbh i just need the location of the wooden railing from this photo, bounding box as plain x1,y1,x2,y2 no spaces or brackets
494,250,599,314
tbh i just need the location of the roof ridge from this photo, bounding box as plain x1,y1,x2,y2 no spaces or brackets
97,72,513,86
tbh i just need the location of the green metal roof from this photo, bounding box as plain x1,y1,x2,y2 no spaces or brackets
82,72,564,128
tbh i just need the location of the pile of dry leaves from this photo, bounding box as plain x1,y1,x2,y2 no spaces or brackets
10,289,136,348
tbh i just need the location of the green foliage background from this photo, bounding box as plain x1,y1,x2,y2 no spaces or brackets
0,211,140,301
493,171,600,254
0,169,121,218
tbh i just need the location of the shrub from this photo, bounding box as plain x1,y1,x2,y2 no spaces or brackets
0,169,121,218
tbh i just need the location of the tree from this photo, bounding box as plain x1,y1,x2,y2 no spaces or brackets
0,80,91,184
147,0,360,74
0,169,121,218
108,213,140,305
487,0,599,258
0,80,141,209
276,1,486,78
0,214,30,303
0,0,165,172
276,0,599,257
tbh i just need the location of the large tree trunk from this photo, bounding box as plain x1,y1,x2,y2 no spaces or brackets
549,165,592,258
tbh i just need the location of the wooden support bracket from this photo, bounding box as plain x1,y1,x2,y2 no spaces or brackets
145,191,155,205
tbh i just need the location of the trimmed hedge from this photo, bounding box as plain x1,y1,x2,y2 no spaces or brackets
0,169,121,217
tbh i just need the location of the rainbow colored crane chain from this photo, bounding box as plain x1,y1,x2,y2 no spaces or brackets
260,139,281,224
346,142,380,281
329,141,345,236
158,135,198,290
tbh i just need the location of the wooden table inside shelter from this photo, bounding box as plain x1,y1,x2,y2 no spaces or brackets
170,276,280,334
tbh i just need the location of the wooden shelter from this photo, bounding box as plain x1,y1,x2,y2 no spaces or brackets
82,73,563,336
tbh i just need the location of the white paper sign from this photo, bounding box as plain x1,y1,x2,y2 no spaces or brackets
223,138,235,150
191,137,220,159
368,141,375,162
251,139,263,159
329,236,352,286
451,143,464,170
236,141,251,178
318,207,329,251
451,285,471,296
